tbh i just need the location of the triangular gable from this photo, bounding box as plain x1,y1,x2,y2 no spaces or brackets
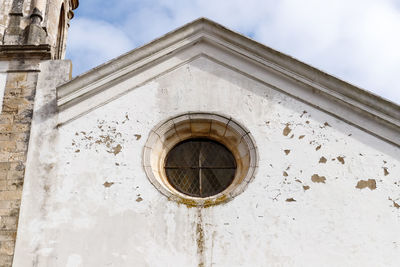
56,18,400,146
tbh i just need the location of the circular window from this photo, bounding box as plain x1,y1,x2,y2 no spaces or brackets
165,138,236,198
143,113,258,206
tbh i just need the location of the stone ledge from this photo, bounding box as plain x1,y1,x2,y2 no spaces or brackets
0,44,51,60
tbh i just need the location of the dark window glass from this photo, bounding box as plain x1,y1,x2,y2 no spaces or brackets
165,139,236,197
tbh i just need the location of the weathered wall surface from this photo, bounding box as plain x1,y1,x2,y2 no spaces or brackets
14,57,400,266
0,0,35,45
0,59,42,267
45,0,68,57
0,1,77,266
11,59,70,267
1,0,75,58
0,0,13,43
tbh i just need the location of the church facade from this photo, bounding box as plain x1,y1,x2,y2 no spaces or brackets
1,1,400,267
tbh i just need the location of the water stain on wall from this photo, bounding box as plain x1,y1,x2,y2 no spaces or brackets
196,208,205,267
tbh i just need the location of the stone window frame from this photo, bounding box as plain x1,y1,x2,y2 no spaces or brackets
143,112,258,206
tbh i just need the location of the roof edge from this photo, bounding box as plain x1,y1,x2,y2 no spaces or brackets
61,18,399,120
62,18,208,94
198,19,399,120
58,18,400,146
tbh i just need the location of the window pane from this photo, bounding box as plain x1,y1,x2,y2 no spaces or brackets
200,141,236,168
165,141,201,168
165,138,236,197
165,168,200,197
200,168,236,197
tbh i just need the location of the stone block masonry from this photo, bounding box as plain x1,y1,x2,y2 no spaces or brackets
0,68,38,267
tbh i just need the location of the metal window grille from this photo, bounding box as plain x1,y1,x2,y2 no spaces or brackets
165,138,237,197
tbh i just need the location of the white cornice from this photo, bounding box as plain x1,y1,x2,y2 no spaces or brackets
56,18,400,146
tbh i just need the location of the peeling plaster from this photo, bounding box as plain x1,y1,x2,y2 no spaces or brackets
383,167,389,176
110,144,122,155
303,185,310,191
282,123,292,136
337,156,345,164
71,119,125,156
356,179,377,190
319,157,327,163
14,52,400,267
311,174,326,183
103,182,114,188
389,198,400,209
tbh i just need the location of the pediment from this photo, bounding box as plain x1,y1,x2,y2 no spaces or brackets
56,18,400,146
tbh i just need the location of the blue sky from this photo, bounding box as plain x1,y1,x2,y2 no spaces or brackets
66,0,400,104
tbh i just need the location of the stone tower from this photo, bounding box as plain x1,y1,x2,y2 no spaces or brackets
0,0,78,265
0,0,78,58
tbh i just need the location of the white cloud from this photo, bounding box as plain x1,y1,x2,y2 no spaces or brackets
66,18,133,75
237,0,400,104
67,0,400,104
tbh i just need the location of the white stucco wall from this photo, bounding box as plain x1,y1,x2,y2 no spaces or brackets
14,57,400,267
